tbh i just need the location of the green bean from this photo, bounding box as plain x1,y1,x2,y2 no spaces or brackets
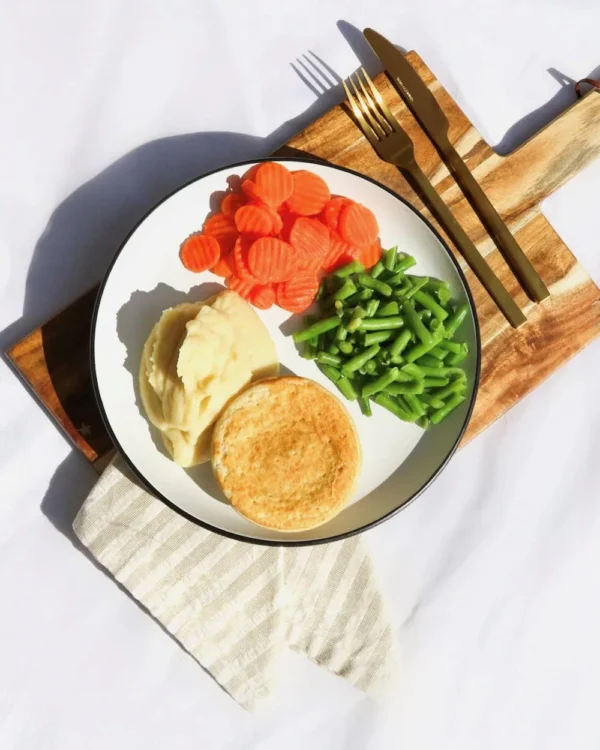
378,301,399,317
383,246,398,271
417,416,431,429
347,316,364,334
403,300,433,346
338,341,354,355
423,376,450,388
377,350,391,366
433,379,468,401
359,316,405,331
374,393,418,422
317,363,341,383
418,309,433,321
371,260,385,278
389,329,412,358
404,332,443,363
315,283,325,301
387,271,407,287
335,324,348,342
446,343,469,366
358,397,372,417
437,340,463,354
423,277,450,294
302,341,317,359
364,359,377,375
420,393,445,409
293,316,340,343
416,355,443,369
357,274,393,297
429,346,450,360
437,286,451,307
365,299,380,317
327,344,340,356
404,276,430,300
393,255,417,273
335,376,358,401
430,318,444,334
335,260,364,278
430,392,467,424
362,367,399,398
334,279,357,301
364,330,393,346
444,303,469,338
342,344,380,374
317,351,341,367
403,393,426,417
347,288,374,305
413,289,449,321
385,380,424,395
401,363,425,380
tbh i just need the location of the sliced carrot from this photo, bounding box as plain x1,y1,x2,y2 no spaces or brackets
179,233,221,273
226,274,257,300
339,203,379,247
241,164,260,182
322,196,353,231
289,217,330,272
285,170,331,216
253,162,294,206
234,204,273,235
203,212,238,252
261,203,283,234
359,239,382,269
221,192,246,218
247,237,295,283
276,273,319,313
241,179,260,201
251,284,276,310
277,208,296,242
321,230,356,272
212,252,236,278
232,235,255,281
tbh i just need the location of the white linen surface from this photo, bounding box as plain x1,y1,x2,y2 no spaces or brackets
1,1,599,748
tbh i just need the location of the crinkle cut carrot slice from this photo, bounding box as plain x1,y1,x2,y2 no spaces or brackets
289,217,330,271
234,204,273,234
212,252,236,277
285,170,331,216
226,274,257,299
179,233,220,272
276,273,319,313
251,284,276,309
232,235,255,281
247,237,295,283
221,192,246,218
203,212,238,252
339,202,379,247
253,162,294,206
321,230,356,272
359,239,382,269
321,196,353,231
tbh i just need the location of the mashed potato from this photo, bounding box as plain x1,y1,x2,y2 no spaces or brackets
139,290,278,467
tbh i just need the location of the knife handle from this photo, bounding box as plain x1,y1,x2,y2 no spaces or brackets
400,160,526,328
437,135,550,302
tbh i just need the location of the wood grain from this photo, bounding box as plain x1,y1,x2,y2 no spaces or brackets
6,51,600,464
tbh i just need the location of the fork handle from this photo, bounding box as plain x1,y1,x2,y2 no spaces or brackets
437,134,549,302
400,161,526,328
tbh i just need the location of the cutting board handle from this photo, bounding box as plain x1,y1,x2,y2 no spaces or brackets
506,90,600,205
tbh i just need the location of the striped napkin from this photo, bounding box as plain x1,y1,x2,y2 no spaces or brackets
73,455,398,709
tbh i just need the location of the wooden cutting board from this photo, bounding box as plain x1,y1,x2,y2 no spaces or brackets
7,52,600,472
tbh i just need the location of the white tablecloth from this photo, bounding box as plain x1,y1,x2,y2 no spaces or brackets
1,2,599,748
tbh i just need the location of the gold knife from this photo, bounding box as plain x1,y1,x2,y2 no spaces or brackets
364,27,550,303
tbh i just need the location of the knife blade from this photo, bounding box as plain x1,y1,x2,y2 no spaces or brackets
363,28,450,140
363,27,550,303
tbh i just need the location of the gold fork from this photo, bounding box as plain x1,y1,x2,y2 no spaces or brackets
343,68,526,328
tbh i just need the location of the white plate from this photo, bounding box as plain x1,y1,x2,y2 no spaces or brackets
92,158,480,545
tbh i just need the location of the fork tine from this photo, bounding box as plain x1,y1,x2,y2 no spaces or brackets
360,67,402,133
348,75,387,139
355,70,393,135
342,79,379,145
